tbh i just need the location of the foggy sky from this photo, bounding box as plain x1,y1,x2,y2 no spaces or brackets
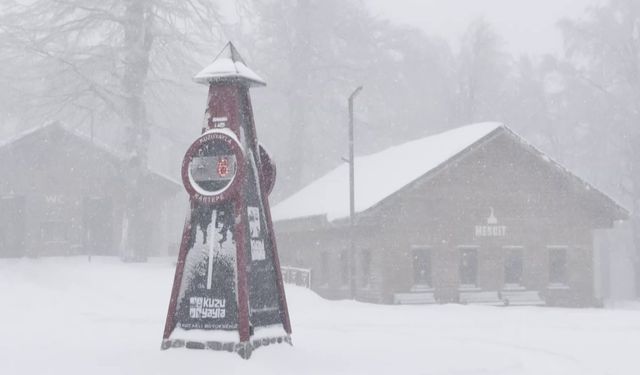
367,0,604,56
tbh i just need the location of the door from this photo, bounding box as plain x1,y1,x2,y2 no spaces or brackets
83,197,114,256
0,196,26,257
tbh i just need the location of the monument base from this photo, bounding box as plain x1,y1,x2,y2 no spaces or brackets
161,335,292,359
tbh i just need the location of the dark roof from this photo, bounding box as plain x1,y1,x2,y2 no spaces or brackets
0,121,181,194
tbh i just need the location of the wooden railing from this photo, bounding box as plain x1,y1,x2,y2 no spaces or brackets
281,266,312,289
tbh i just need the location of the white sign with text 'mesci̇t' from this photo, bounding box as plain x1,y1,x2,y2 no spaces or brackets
475,207,507,237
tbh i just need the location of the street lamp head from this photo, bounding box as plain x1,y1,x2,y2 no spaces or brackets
349,86,363,101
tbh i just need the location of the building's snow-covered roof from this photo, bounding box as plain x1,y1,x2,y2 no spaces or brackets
193,42,266,87
272,122,503,222
0,121,128,159
0,121,181,190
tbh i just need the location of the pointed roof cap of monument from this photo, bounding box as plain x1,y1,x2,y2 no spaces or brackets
194,42,266,87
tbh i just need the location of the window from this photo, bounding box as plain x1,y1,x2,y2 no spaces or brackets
411,246,432,287
339,250,349,286
549,247,568,285
459,247,478,286
360,250,372,287
504,247,524,285
40,221,68,243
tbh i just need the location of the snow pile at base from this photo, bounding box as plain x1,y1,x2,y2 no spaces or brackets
272,122,502,222
169,324,287,342
2,256,640,375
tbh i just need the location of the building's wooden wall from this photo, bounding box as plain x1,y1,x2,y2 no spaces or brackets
0,127,177,257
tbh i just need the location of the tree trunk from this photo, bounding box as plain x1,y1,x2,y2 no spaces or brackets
121,0,153,262
629,129,640,298
282,0,312,191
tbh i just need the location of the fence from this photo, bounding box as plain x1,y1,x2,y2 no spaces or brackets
281,266,312,289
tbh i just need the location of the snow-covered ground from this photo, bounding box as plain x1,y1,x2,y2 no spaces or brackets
1,257,639,375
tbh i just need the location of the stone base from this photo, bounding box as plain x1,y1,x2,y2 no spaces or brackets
161,335,292,359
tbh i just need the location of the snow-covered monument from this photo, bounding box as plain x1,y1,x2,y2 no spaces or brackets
162,43,291,359
272,123,628,307
0,122,180,258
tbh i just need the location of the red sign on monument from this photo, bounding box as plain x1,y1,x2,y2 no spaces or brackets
217,158,229,177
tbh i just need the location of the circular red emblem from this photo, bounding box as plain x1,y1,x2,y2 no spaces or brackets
181,129,245,204
217,158,229,177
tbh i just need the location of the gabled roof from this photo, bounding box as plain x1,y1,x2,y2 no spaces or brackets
271,122,628,223
0,121,181,192
272,122,502,222
0,121,128,159
193,42,266,87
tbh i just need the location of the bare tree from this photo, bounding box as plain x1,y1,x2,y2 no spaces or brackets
454,20,510,125
560,0,640,296
0,0,226,260
237,0,454,197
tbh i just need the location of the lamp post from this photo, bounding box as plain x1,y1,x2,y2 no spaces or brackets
348,86,363,299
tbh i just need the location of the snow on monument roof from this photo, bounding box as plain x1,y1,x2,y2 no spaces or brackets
272,122,503,222
193,42,266,87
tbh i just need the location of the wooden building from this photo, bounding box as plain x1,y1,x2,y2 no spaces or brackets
272,123,628,307
0,122,181,258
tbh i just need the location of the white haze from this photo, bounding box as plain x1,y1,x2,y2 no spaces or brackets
0,0,639,373
368,0,605,56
